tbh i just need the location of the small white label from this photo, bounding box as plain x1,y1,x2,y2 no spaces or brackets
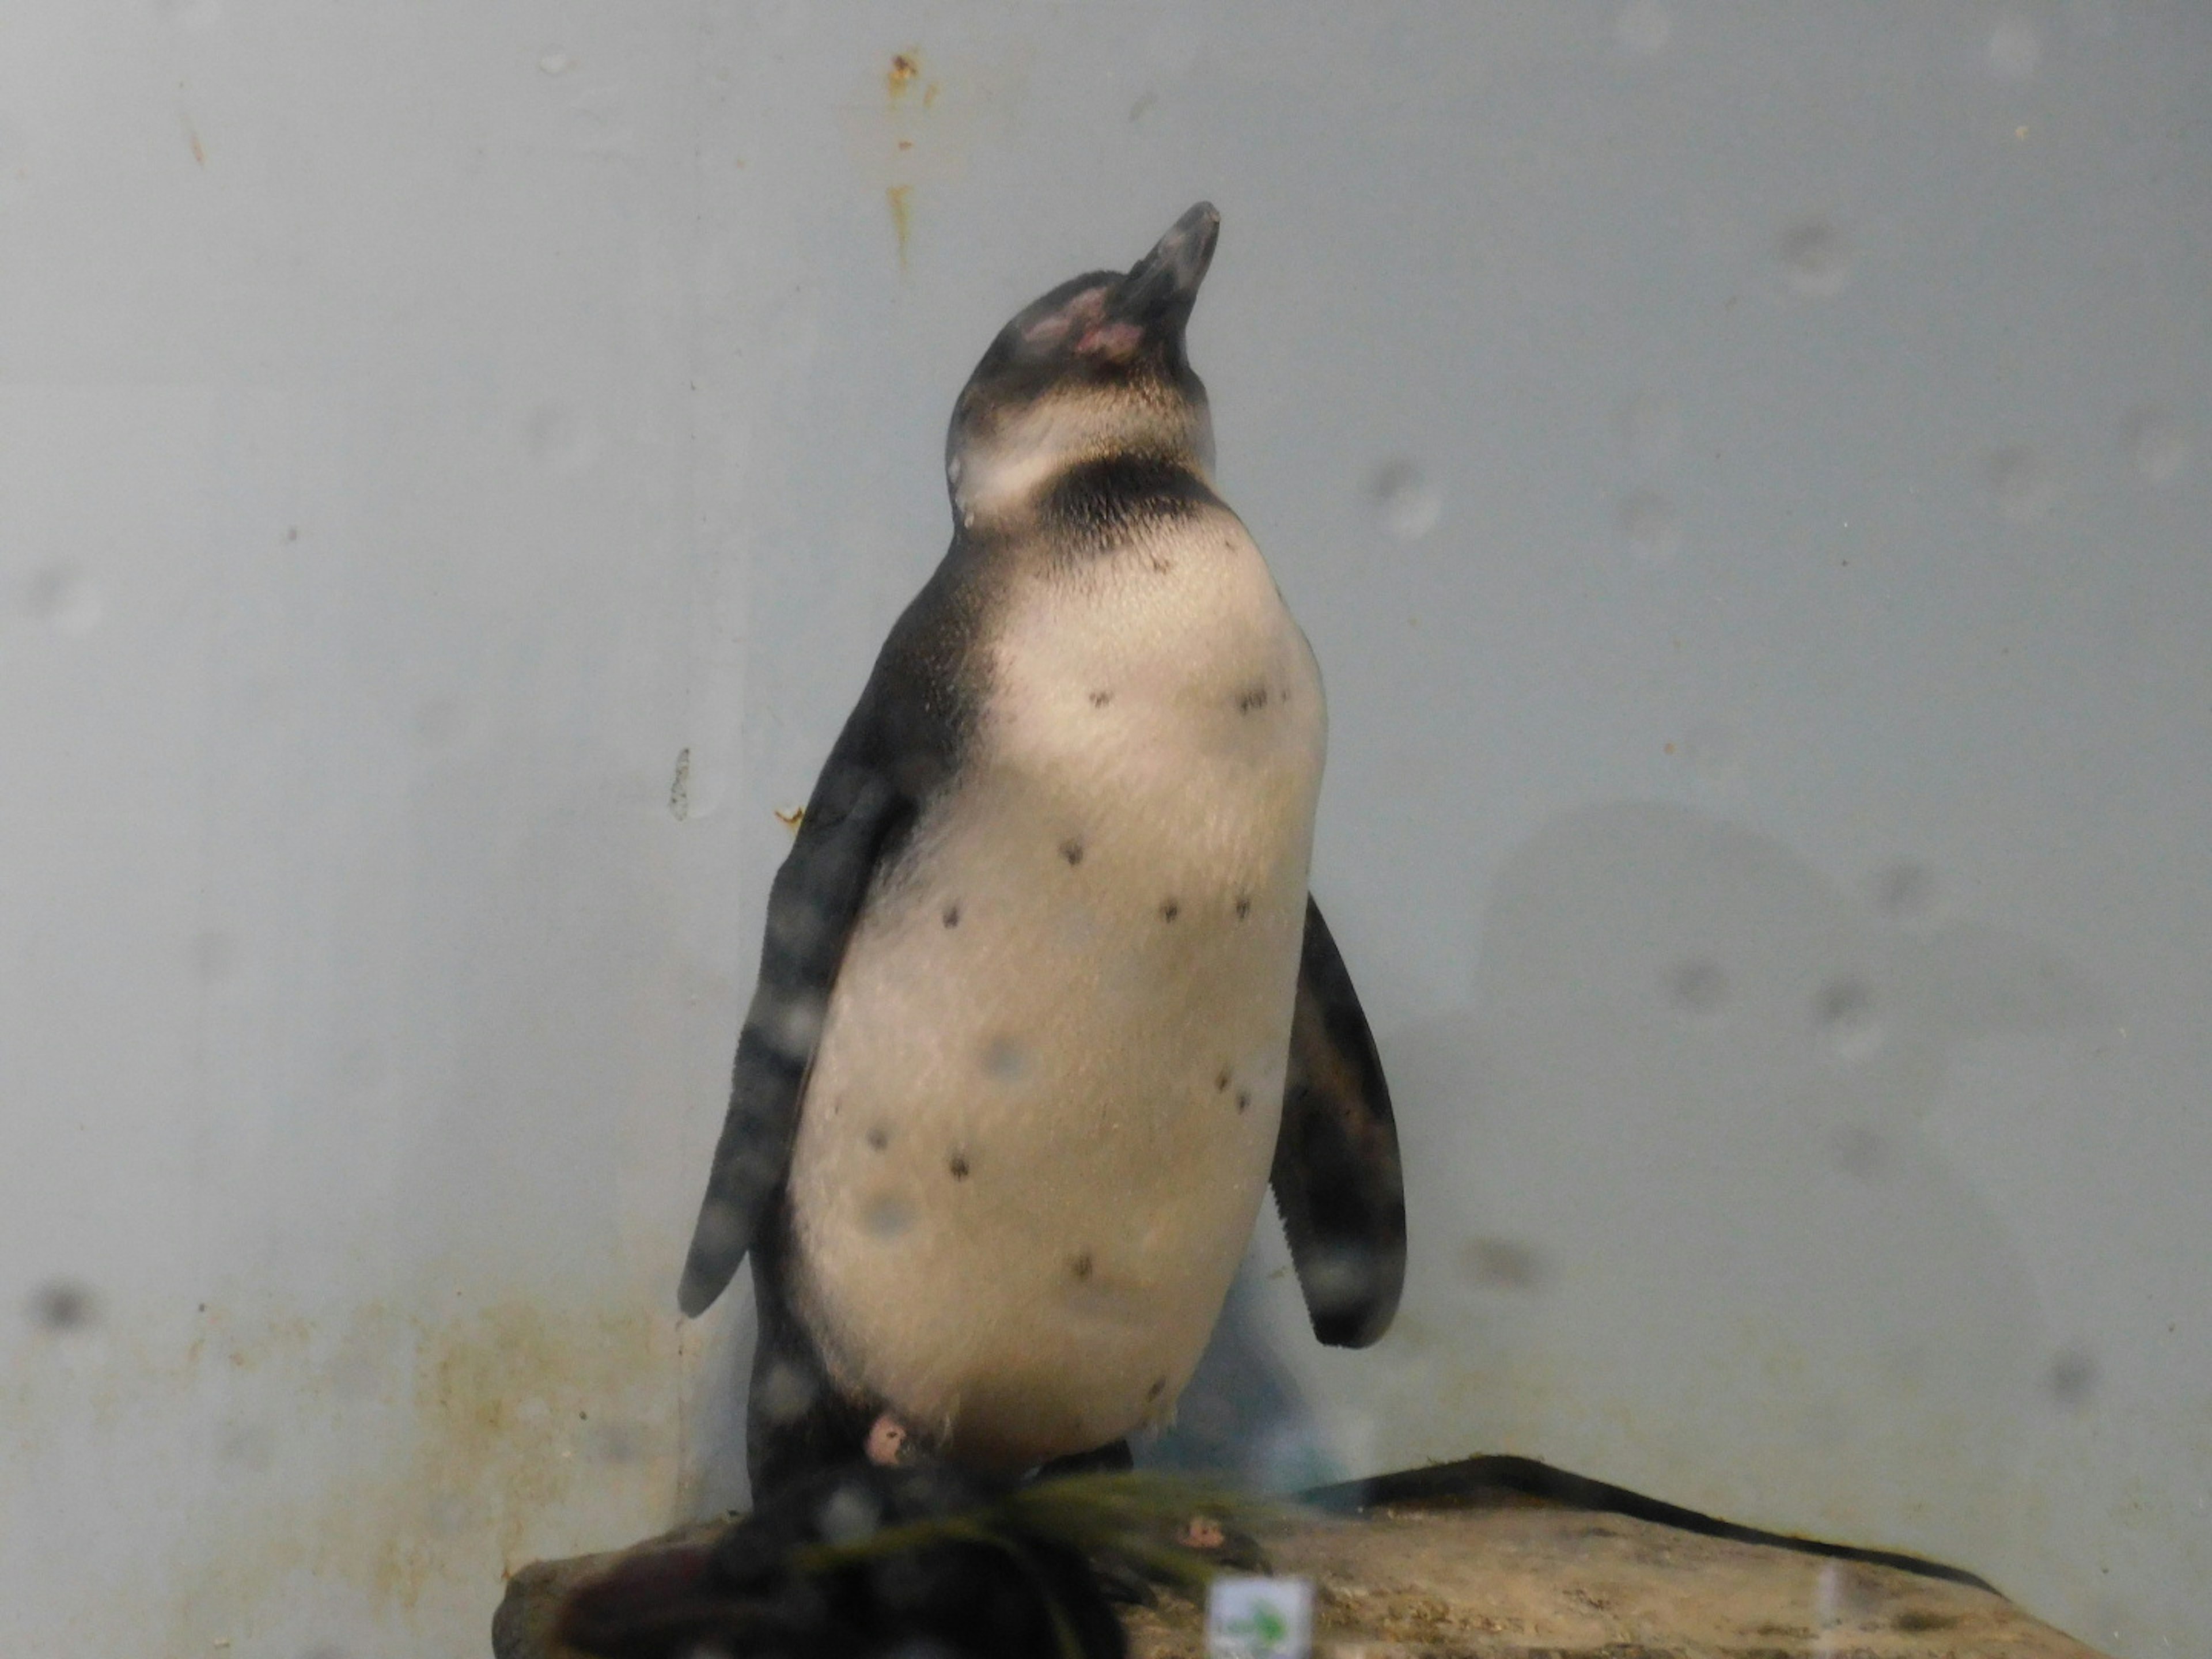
1206,1575,1313,1659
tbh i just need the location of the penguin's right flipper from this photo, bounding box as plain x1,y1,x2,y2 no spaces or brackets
676,757,910,1317
676,557,982,1319
1270,896,1407,1348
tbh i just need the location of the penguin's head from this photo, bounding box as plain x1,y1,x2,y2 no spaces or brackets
946,202,1221,529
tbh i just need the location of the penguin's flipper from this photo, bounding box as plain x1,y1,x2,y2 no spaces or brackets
676,750,915,1317
1270,895,1406,1348
678,557,979,1319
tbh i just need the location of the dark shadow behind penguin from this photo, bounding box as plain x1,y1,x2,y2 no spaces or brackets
677,202,1407,1502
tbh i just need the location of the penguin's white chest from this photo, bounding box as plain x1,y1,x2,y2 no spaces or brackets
787,517,1325,1468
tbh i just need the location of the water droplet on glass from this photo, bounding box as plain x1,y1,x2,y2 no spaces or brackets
2065,0,2116,39
1815,1560,1889,1625
1986,444,2057,524
2121,405,2191,484
1617,391,1682,468
1986,16,2041,81
1302,1247,1375,1310
1828,1124,1889,1180
338,1046,384,1090
1617,490,1681,565
423,1490,475,1537
579,1418,652,1464
413,698,461,748
1679,720,1741,786
669,747,691,821
861,1192,915,1240
756,1359,819,1426
324,1324,394,1403
982,1035,1029,1082
24,564,103,634
818,1480,882,1544
2047,1343,2097,1407
538,49,575,75
1778,219,1851,298
1368,460,1441,541
28,1281,97,1332
524,403,593,468
1661,958,1729,1017
1815,977,1884,1061
1613,0,1672,55
194,927,240,982
215,1418,276,1472
1459,1236,1548,1290
758,990,825,1059
1872,861,1939,923
0,112,29,194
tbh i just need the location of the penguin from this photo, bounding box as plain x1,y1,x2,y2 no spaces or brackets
679,203,1405,1500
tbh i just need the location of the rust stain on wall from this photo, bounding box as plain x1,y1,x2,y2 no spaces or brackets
148,1286,689,1655
886,184,914,272
840,40,1033,268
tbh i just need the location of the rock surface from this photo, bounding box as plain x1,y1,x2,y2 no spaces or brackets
494,1493,2108,1659
1130,1498,2104,1658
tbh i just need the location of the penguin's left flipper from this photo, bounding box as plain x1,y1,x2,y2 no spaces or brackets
676,749,915,1318
677,755,907,1316
678,554,978,1320
1270,896,1407,1348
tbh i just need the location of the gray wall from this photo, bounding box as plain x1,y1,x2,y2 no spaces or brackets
1,5,2204,1657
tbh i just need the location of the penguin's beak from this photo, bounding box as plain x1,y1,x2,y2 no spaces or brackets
1116,202,1219,336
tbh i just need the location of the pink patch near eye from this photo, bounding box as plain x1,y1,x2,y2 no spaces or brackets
1024,286,1108,344
1077,320,1145,359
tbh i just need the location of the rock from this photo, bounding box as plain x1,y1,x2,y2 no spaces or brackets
1127,1499,2105,1658
493,1493,2106,1659
493,1522,722,1659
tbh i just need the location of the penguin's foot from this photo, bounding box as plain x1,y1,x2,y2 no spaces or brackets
1178,1511,1271,1574
1085,1513,1266,1604
1018,1471,1276,1605
1179,1514,1225,1550
865,1411,916,1467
